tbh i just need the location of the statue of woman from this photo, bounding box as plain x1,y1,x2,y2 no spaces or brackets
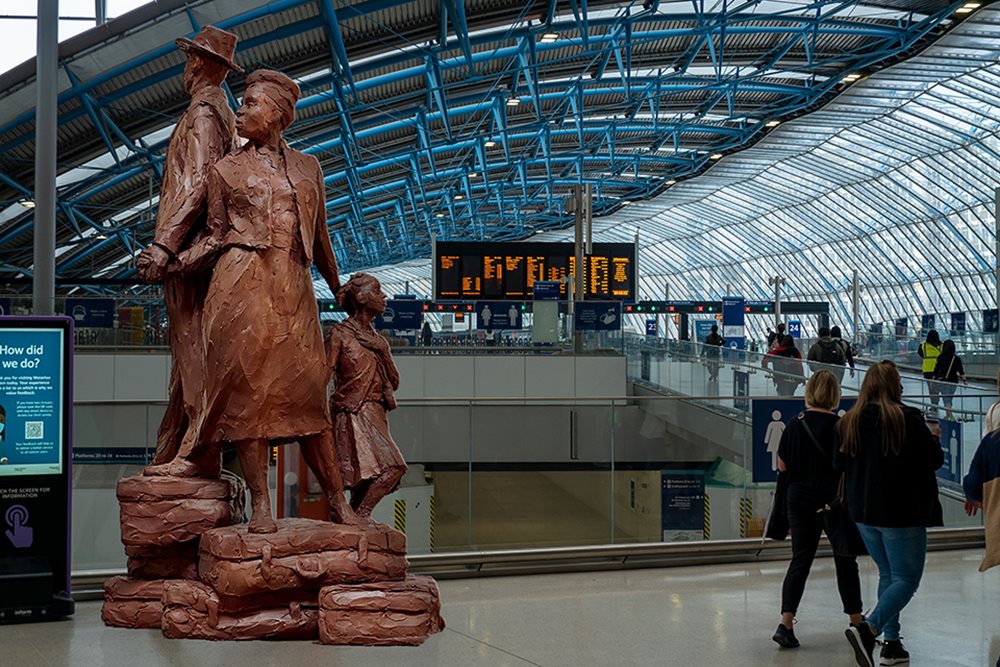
181,69,356,532
327,273,408,519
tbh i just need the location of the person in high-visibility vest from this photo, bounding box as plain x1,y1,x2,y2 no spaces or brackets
918,329,943,413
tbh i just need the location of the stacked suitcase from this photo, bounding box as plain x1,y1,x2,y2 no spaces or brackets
103,475,443,645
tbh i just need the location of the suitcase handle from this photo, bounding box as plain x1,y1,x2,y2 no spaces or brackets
294,554,324,579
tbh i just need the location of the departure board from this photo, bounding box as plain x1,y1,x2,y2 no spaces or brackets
434,242,636,300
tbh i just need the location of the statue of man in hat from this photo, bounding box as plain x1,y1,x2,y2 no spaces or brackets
177,69,358,532
138,26,242,478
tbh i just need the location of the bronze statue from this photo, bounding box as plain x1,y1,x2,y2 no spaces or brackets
327,273,408,518
182,69,356,533
138,26,241,478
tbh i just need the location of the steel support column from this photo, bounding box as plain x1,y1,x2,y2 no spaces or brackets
33,0,58,315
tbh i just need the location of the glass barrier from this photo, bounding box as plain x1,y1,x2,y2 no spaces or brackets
70,393,987,573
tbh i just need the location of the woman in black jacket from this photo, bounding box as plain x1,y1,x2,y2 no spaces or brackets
838,361,943,667
772,370,863,649
934,339,968,420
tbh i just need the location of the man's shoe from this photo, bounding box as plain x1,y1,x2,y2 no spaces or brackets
880,640,910,665
772,623,799,648
846,622,877,667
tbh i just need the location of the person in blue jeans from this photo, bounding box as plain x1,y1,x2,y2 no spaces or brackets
836,361,943,667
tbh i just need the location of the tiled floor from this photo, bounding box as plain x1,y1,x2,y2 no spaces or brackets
3,548,998,666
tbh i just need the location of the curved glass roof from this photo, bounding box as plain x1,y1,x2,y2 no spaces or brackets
366,4,1000,335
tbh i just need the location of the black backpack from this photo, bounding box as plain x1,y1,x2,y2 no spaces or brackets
818,340,845,365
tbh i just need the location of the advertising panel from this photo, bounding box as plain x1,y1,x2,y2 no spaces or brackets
575,302,622,331
661,470,705,542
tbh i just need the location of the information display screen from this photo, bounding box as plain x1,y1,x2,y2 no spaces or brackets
434,241,636,300
0,326,66,476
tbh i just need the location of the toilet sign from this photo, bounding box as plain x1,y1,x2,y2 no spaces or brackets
752,398,856,483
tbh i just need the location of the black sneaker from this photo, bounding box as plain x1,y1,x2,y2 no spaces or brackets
772,623,799,648
880,640,910,665
846,622,877,667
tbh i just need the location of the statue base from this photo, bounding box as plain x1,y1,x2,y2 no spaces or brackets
318,576,444,646
126,542,199,580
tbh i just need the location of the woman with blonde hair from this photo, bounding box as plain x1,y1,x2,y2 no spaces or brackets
771,370,863,649
838,361,943,667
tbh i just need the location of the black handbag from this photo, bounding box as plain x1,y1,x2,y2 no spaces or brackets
799,414,868,557
764,471,790,541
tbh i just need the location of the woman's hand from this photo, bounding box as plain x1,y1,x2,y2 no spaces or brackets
964,499,982,516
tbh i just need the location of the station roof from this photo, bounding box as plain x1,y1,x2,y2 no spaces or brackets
0,0,975,299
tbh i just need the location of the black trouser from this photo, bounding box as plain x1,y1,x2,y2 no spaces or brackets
781,498,862,615
923,371,941,407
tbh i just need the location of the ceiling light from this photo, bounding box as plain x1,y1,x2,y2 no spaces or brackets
766,120,780,127
435,213,444,218
455,194,464,200
709,153,723,160
19,199,35,208
540,32,560,43
842,73,861,82
96,234,107,239
506,97,520,107
621,200,631,206
956,2,979,11
484,140,497,147
469,172,478,178
666,179,677,185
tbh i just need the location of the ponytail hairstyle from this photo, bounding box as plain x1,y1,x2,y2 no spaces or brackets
838,360,905,457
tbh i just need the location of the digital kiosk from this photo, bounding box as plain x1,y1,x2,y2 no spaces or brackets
0,316,74,622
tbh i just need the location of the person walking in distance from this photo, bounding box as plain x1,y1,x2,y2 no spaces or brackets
807,326,846,376
702,324,726,382
917,329,943,414
830,326,856,381
933,339,968,420
838,361,943,667
138,26,241,478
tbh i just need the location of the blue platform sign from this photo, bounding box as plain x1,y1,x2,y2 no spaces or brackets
938,419,962,484
575,302,621,331
375,299,423,330
475,301,522,330
951,312,966,335
645,319,658,336
921,314,935,331
787,320,802,339
0,299,10,316
752,398,857,483
0,316,75,623
64,298,114,328
984,309,999,334
722,296,745,350
661,470,705,542
532,280,562,301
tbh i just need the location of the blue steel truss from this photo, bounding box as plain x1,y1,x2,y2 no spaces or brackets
0,0,965,286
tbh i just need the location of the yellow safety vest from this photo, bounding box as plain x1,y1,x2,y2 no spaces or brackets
920,342,941,374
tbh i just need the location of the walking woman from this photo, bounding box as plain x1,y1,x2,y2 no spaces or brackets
763,335,805,397
838,361,943,667
772,370,864,649
917,329,943,414
934,339,968,420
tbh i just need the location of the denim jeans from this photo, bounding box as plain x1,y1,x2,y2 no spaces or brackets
857,524,928,641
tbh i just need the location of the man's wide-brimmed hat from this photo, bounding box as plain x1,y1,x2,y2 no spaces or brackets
176,26,243,74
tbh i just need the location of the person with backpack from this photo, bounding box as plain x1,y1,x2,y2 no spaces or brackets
807,327,846,376
702,324,726,381
770,370,864,650
934,339,968,420
763,335,804,396
768,323,787,350
830,326,856,380
917,329,943,413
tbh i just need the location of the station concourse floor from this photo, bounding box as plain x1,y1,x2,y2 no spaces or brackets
3,548,999,666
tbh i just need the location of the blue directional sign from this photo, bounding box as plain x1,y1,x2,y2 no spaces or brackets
645,319,658,336
475,301,523,330
532,281,562,301
921,314,935,331
951,312,966,335
938,419,962,484
64,298,115,328
375,299,423,330
722,296,745,350
575,302,621,331
787,320,802,339
661,470,705,542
